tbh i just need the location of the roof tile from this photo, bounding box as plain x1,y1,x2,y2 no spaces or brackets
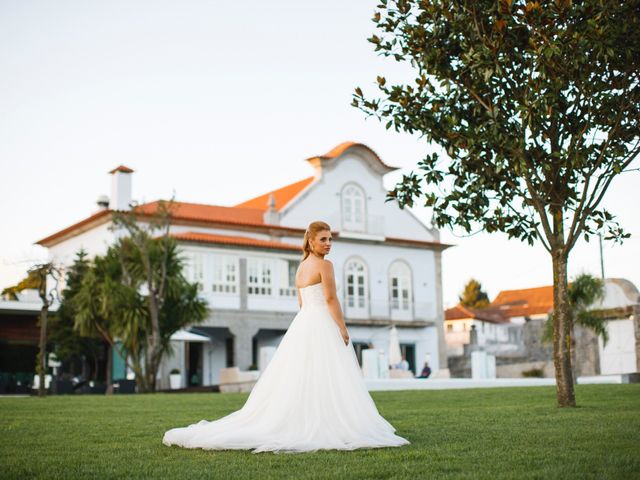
171,231,301,251
234,176,314,211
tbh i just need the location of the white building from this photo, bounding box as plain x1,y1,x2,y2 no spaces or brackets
37,142,451,388
444,304,519,356
445,281,640,377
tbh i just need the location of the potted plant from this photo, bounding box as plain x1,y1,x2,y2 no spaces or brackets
169,368,181,390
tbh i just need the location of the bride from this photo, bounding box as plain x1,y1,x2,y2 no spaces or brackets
163,221,410,453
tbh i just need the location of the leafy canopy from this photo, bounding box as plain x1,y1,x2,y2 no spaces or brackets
354,0,639,253
543,273,608,344
459,278,490,308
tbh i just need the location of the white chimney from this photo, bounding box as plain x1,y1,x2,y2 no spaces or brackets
108,165,134,211
263,193,280,225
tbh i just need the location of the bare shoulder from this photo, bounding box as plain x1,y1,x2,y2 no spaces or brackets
319,259,334,272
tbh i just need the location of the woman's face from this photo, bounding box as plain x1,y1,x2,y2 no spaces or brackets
311,229,332,256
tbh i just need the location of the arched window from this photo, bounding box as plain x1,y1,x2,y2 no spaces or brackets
341,183,366,232
344,258,368,314
389,261,412,314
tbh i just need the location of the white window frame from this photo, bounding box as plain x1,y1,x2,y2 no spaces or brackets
184,252,205,291
341,183,366,232
212,255,238,294
279,259,298,297
389,261,412,317
344,257,368,317
247,258,273,296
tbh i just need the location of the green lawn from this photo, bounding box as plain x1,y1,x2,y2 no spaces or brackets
1,385,638,479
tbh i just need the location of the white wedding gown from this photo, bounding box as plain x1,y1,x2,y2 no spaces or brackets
162,282,410,453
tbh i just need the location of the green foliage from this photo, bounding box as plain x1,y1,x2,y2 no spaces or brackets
74,202,208,392
459,278,490,308
1,269,44,300
48,250,104,374
354,0,639,252
543,273,607,344
355,0,639,407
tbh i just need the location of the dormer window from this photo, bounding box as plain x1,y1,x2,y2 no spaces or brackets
341,183,366,232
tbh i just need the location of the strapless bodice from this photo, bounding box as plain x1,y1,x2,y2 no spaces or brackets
299,283,327,308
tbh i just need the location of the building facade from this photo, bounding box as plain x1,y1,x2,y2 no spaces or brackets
445,281,640,378
37,142,451,388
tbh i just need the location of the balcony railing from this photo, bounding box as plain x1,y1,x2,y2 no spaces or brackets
346,299,434,322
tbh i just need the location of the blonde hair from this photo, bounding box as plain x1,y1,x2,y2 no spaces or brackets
302,221,331,260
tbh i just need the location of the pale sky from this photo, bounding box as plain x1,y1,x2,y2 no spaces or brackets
1,1,638,307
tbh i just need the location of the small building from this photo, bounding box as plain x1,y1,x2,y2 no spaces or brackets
445,280,640,378
443,304,516,356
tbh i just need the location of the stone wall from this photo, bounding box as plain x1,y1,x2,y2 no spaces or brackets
522,318,553,361
573,324,600,377
496,360,555,378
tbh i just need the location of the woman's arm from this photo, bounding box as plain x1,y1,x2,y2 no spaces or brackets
320,260,349,346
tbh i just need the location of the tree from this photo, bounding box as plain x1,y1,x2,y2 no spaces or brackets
74,201,208,392
73,249,124,394
354,0,639,407
31,263,60,397
543,273,608,373
2,264,60,397
1,270,42,300
459,278,490,308
49,250,106,389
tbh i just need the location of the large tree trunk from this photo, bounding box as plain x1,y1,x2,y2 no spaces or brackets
105,343,113,395
37,304,48,398
551,249,576,407
147,296,161,393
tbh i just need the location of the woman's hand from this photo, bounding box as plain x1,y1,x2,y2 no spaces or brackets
340,327,350,346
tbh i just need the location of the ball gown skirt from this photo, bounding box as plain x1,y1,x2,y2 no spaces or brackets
162,282,410,453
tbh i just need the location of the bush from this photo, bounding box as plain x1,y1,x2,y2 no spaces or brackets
522,368,544,378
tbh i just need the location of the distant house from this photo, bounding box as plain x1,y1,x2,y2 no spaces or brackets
443,304,513,356
490,285,554,324
36,142,452,389
445,280,640,377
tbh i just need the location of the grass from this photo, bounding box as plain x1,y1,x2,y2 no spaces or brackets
1,385,639,479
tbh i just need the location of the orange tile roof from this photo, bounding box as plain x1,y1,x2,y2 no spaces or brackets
445,304,509,323
171,231,301,251
109,165,134,174
35,209,112,246
306,142,397,172
491,285,554,317
234,176,315,211
135,201,266,226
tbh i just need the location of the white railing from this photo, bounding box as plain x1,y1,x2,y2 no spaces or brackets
347,299,434,322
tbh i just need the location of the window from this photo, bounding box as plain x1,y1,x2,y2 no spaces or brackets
248,259,273,296
341,183,366,232
184,252,205,291
212,256,237,294
279,260,298,297
446,323,453,333
345,258,367,310
389,261,412,312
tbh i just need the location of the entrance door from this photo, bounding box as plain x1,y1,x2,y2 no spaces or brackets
187,342,203,386
400,343,416,375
